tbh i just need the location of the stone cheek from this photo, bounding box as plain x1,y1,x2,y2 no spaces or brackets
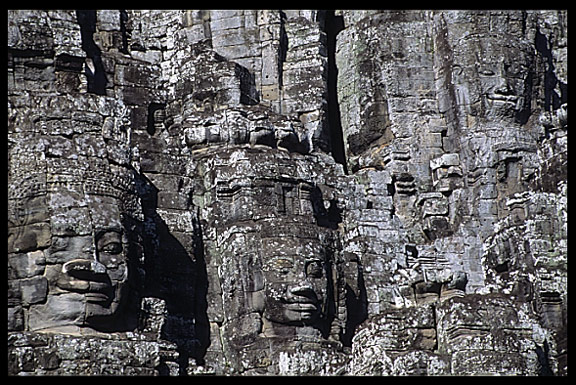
28,293,87,332
8,223,52,254
20,276,49,305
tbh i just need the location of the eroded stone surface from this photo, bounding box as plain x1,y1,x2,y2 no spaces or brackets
8,10,566,376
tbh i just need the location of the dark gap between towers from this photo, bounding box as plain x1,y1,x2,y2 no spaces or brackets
323,10,348,174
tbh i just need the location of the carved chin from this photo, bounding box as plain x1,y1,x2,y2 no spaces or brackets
85,297,118,320
26,288,125,332
84,284,128,325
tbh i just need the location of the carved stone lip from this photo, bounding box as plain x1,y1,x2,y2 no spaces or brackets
85,292,111,303
56,279,113,302
57,260,114,302
486,93,518,103
86,280,113,302
284,302,318,312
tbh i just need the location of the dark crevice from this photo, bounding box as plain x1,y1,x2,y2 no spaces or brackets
535,341,554,376
278,11,288,89
323,10,348,174
54,54,85,72
434,14,461,138
515,69,533,125
147,102,166,135
191,211,210,366
494,261,509,274
310,185,342,230
119,10,130,54
342,265,367,347
134,172,198,375
535,28,567,112
321,255,337,339
235,64,259,105
387,182,396,196
405,244,419,260
76,10,108,95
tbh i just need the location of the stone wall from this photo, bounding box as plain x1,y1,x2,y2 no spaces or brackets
8,10,566,375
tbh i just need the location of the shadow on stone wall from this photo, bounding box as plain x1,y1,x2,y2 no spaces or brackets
135,172,209,374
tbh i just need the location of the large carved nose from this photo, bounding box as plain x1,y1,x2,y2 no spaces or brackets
57,259,109,294
62,258,107,276
494,78,513,96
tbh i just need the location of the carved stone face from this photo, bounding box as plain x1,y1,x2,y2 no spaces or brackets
206,149,338,336
453,35,533,125
261,238,329,326
25,189,135,333
430,153,463,192
48,227,129,325
8,124,139,333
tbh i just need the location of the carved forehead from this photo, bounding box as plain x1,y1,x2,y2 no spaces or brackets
218,221,332,258
209,146,314,173
454,33,533,65
260,237,327,255
9,165,136,236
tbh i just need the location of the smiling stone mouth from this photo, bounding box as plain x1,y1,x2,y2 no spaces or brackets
285,302,318,312
85,292,111,303
56,277,113,302
486,94,518,103
85,282,113,302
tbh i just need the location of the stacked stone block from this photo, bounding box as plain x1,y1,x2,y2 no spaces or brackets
8,9,567,376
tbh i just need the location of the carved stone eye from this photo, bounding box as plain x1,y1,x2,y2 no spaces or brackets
479,68,496,76
97,242,123,268
96,230,124,268
266,257,294,275
306,260,323,278
100,242,122,255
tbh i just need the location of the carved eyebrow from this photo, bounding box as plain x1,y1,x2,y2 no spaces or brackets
268,256,294,263
216,184,241,195
94,227,123,242
304,256,325,264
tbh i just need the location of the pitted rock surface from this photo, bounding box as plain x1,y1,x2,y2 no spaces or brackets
8,10,566,375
